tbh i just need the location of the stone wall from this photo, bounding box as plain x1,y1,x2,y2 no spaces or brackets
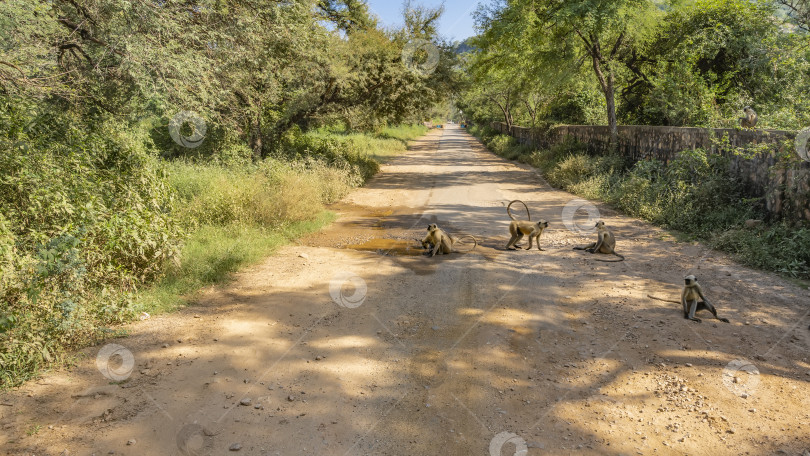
489,122,810,223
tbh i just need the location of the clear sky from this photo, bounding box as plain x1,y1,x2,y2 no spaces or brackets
365,0,479,42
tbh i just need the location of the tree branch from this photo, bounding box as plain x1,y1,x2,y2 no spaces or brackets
57,17,126,57
609,30,625,60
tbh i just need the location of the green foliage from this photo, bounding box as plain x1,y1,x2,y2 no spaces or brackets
465,0,660,142
525,139,591,174
0,0,453,156
612,151,753,236
169,159,353,231
0,104,180,387
276,128,378,183
624,59,719,126
544,87,606,125
714,224,810,278
543,148,754,236
468,126,534,160
621,0,809,129
486,135,518,156
463,0,809,130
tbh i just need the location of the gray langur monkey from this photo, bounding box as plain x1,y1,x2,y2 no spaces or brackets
573,221,625,262
739,106,758,129
505,200,548,251
420,224,477,257
647,275,730,323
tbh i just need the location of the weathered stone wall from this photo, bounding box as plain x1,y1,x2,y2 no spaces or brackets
489,122,810,223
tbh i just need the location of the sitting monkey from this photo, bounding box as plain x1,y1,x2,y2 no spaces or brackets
421,224,476,257
573,221,624,262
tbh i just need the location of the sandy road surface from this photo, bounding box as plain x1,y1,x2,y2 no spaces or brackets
2,126,810,456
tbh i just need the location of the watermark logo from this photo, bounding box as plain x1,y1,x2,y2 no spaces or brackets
95,343,135,381
176,424,212,456
489,431,528,456
169,111,207,149
795,127,810,162
401,39,440,76
722,358,760,397
562,199,601,235
329,272,367,308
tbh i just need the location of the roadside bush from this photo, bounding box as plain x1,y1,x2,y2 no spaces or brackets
277,127,379,183
523,138,588,174
546,154,595,188
169,159,353,230
378,124,429,142
467,124,498,143
468,127,536,161
485,135,516,156
502,143,535,161
612,150,753,236
714,225,810,278
0,113,181,387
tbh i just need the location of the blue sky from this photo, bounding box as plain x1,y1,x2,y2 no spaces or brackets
365,0,479,42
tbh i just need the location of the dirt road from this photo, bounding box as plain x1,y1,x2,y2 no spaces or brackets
3,126,810,455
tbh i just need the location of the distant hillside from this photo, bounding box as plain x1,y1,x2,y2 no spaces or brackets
454,37,475,54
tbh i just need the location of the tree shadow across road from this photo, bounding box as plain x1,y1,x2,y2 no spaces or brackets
2,127,810,455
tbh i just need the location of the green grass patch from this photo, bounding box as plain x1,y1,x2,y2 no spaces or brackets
136,212,336,314
377,124,430,144
298,124,428,165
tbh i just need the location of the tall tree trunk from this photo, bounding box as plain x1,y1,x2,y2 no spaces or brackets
499,106,508,128
524,99,537,128
491,96,512,131
590,55,618,151
250,102,263,161
577,30,620,151
605,67,617,150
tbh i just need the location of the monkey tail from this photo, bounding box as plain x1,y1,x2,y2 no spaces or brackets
455,235,478,252
647,294,680,304
507,200,531,221
593,252,625,262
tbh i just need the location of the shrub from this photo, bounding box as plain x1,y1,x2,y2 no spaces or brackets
276,127,379,183
0,114,181,387
547,154,595,188
714,225,810,278
168,159,354,231
485,135,515,155
378,124,429,142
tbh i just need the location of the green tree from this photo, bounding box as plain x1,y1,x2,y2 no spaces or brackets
472,0,658,147
621,0,808,128
1,0,451,156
